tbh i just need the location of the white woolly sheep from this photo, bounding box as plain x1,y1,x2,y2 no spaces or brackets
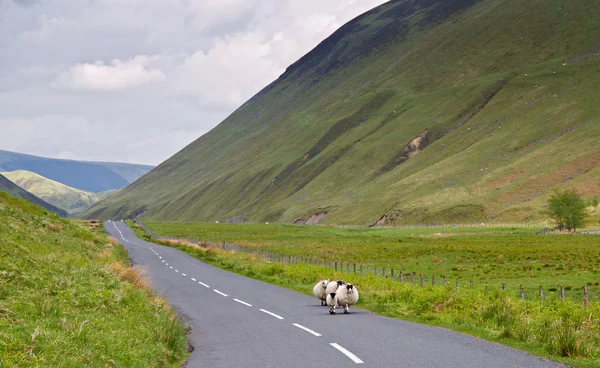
313,280,329,306
326,292,338,315
336,284,359,314
326,280,345,296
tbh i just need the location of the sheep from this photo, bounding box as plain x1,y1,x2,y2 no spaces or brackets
326,292,338,315
326,280,345,296
336,284,359,314
312,280,329,306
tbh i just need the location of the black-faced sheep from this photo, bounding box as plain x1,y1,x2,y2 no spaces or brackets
326,280,345,296
326,292,338,315
313,280,329,306
336,284,359,314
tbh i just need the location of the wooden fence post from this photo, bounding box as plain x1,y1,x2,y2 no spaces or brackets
470,281,473,290
432,275,435,286
539,286,544,300
560,286,565,301
383,268,386,278
400,271,404,283
391,269,394,279
420,274,424,288
360,265,363,276
502,284,505,291
584,286,589,308
443,277,447,285
375,267,378,276
335,262,338,272
347,264,350,274
410,273,413,284
455,280,459,292
520,285,525,300
354,264,356,274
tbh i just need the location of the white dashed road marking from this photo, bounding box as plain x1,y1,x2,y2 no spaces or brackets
233,299,253,307
214,290,228,297
109,221,349,360
330,343,364,364
293,323,321,337
259,309,284,320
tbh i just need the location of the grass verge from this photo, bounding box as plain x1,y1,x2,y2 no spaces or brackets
0,193,188,367
127,221,600,368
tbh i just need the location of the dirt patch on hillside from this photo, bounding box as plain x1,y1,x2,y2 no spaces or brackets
378,129,430,174
371,204,486,227
294,211,327,225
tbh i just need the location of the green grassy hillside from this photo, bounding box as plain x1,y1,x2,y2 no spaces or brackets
0,173,68,217
0,150,154,193
0,192,187,366
3,170,105,213
86,0,600,225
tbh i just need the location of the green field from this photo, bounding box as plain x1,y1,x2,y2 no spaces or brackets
129,221,600,367
143,221,600,301
0,193,188,367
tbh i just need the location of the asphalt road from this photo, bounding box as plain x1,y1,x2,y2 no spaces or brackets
106,221,565,368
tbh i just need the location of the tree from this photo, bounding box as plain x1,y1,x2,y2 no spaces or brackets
546,189,589,232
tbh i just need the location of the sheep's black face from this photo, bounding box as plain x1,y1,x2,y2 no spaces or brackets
329,293,336,299
346,284,354,294
337,280,344,286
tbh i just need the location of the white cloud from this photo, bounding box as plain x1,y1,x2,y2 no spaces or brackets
0,0,388,165
54,56,166,91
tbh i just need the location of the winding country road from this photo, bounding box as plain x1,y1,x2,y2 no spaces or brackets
106,221,564,368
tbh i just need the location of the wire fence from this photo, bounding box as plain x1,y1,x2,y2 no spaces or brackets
134,220,599,304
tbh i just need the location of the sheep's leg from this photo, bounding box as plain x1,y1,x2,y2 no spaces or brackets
344,304,350,314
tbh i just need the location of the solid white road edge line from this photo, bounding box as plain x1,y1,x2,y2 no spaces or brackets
292,323,322,337
233,299,253,307
213,290,228,297
259,309,284,320
330,343,364,364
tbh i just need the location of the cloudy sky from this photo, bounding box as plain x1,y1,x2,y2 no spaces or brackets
0,0,387,165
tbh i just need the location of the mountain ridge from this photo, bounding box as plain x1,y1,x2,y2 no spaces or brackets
1,170,110,213
85,0,600,224
0,150,154,193
0,173,69,217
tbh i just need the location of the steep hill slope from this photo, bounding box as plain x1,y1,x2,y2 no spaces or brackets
86,0,600,225
0,150,154,192
0,193,187,366
0,173,68,217
2,170,105,213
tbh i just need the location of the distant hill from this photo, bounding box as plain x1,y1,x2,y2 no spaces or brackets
0,150,154,193
2,170,113,214
0,173,68,217
86,0,600,224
